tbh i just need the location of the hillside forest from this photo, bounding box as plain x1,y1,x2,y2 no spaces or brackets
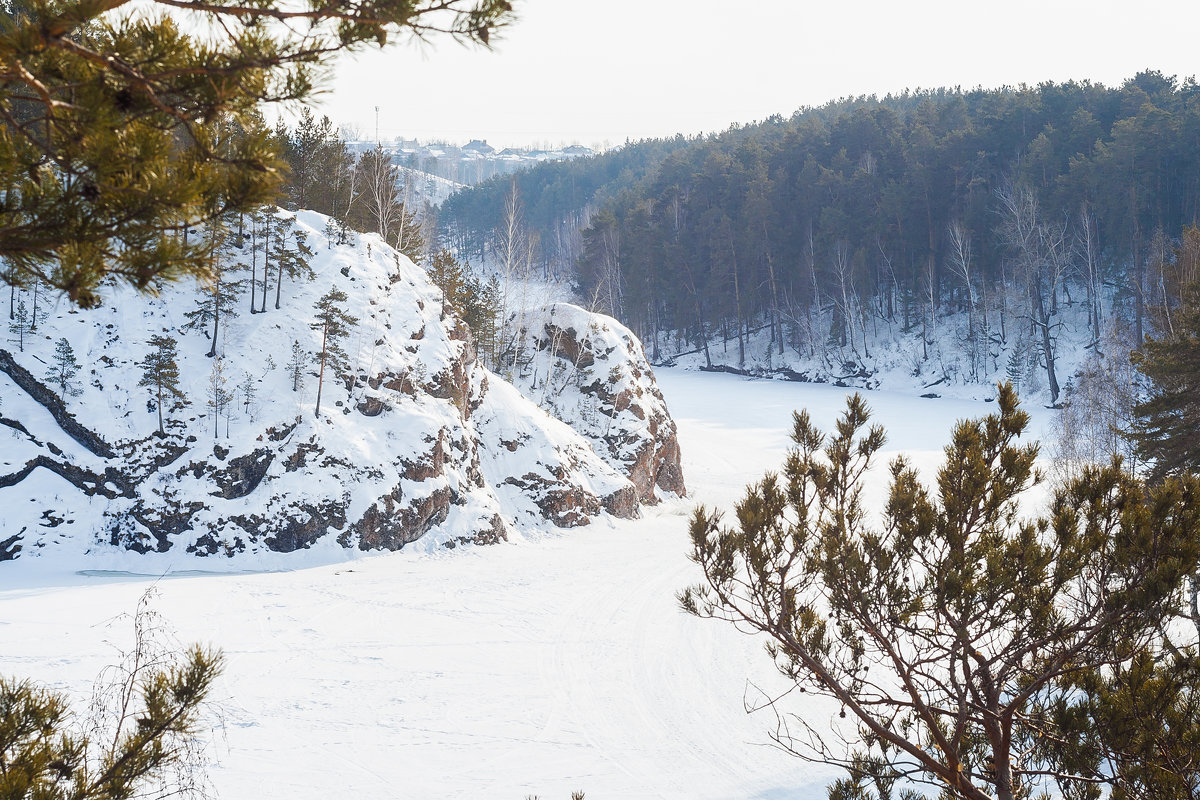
440,72,1200,410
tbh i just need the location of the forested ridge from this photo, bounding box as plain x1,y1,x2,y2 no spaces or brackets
441,72,1200,402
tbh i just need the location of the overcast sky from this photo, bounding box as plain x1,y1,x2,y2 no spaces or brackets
306,0,1200,149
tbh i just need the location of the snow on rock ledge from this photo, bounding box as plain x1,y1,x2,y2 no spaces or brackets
503,303,686,504
0,212,647,566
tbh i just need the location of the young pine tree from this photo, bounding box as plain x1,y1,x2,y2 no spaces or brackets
182,218,244,357
683,385,1200,800
239,372,257,420
206,357,232,438
8,298,29,351
138,335,185,435
45,337,82,398
311,286,358,418
269,215,315,310
287,339,306,392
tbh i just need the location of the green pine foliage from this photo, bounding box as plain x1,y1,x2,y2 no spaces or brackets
138,335,184,435
1129,282,1200,481
682,385,1200,800
427,248,499,356
45,337,81,398
311,286,358,418
0,0,514,308
0,647,222,800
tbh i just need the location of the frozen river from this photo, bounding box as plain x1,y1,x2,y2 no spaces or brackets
0,369,1053,800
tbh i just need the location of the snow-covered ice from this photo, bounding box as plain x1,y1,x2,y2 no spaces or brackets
0,369,1055,799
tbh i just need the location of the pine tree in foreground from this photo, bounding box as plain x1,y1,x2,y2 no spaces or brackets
682,384,1200,800
0,0,513,308
45,337,82,398
311,286,358,418
138,335,185,435
0,595,222,800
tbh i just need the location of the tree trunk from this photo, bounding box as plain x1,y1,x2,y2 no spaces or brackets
315,323,329,418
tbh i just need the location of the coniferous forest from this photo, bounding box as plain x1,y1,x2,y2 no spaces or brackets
442,72,1200,403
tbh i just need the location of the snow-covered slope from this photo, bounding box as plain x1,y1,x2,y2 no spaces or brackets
0,211,676,565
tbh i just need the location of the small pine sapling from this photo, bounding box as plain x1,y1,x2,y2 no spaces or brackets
239,373,258,421
138,335,185,435
206,357,232,438
311,287,358,418
8,298,29,351
287,340,306,392
45,337,82,398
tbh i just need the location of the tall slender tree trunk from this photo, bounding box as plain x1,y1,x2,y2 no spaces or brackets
315,323,329,418
260,219,271,314
156,380,164,435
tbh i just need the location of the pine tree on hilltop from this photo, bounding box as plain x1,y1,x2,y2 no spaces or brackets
45,337,82,398
138,335,185,435
269,216,315,310
311,286,358,418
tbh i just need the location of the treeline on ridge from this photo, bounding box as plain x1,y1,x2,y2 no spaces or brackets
441,71,1200,401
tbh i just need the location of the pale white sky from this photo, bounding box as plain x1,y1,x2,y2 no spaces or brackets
306,0,1200,150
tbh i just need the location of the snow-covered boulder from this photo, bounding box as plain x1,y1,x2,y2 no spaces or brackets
0,212,648,565
503,303,686,504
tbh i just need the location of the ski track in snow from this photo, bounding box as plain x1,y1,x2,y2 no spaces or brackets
0,369,1055,799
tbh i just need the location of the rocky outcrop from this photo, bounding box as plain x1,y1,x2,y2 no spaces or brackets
505,303,686,503
0,212,665,564
0,348,116,458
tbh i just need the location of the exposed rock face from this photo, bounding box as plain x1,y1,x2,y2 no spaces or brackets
0,212,659,565
503,303,686,504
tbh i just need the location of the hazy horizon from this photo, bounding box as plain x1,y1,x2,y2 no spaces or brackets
289,0,1200,150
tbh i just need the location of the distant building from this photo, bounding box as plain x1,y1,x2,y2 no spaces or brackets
462,140,496,156
562,145,594,157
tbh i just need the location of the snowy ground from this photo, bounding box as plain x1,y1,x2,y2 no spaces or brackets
0,370,1055,800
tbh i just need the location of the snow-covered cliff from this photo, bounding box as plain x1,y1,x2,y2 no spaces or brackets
0,211,681,567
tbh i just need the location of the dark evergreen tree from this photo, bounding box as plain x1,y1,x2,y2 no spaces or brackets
427,249,499,356
683,385,1200,800
138,335,185,435
287,339,306,392
0,0,514,308
45,337,81,398
311,286,358,418
1129,284,1200,481
182,218,244,357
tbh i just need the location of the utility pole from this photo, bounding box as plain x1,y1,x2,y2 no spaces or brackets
374,106,380,145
